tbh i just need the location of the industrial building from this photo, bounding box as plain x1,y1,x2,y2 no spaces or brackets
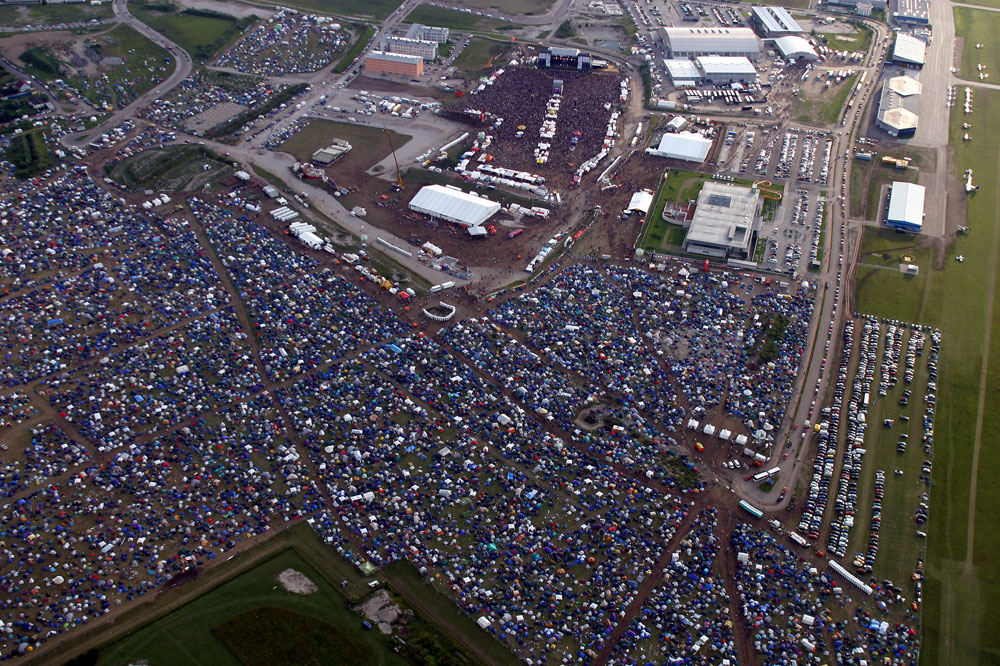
408,185,501,227
683,182,761,259
885,182,924,232
381,35,438,61
876,74,920,137
894,0,930,24
662,27,762,58
537,47,592,70
405,23,449,43
774,35,820,61
364,51,424,77
663,56,756,85
749,7,803,37
645,131,714,163
696,56,757,84
891,32,926,66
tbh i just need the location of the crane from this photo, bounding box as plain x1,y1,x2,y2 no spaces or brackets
383,125,403,191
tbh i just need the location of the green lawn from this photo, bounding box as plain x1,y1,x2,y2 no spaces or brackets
403,5,515,32
818,22,873,52
954,6,1000,83
795,74,856,126
852,85,1000,666
131,3,256,62
432,0,554,14
97,548,407,666
335,23,374,73
0,2,112,27
453,37,503,77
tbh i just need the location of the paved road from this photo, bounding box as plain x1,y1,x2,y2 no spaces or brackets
60,0,193,148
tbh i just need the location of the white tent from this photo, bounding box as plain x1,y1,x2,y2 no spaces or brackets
627,189,655,214
409,184,501,227
702,424,716,436
646,131,713,163
687,418,700,430
719,429,732,441
735,434,749,446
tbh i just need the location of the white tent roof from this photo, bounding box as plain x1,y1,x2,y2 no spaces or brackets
628,190,655,214
687,418,700,430
735,434,749,445
887,182,924,230
719,428,732,440
703,424,717,435
646,131,712,163
774,35,818,61
409,185,501,227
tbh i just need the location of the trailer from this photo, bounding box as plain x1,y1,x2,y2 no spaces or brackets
789,532,810,547
739,500,763,519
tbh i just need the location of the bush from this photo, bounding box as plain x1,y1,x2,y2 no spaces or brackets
555,20,576,38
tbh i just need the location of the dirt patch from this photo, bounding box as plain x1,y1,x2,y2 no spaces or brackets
277,568,317,594
359,589,400,635
183,101,247,133
0,28,111,79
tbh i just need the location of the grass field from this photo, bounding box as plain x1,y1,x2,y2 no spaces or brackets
452,37,504,77
954,6,1000,83
433,0,555,15
108,145,234,191
795,74,857,126
853,85,1000,666
0,2,112,27
277,119,411,168
97,547,407,666
403,5,515,32
131,3,256,62
818,22,873,52
334,23,374,73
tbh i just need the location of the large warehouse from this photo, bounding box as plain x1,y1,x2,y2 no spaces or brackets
885,182,924,232
409,185,501,227
646,131,714,163
749,7,803,37
894,0,930,24
662,27,761,58
876,74,921,137
683,182,760,259
891,33,926,67
774,35,819,62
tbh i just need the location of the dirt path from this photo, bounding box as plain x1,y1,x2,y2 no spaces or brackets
593,510,697,665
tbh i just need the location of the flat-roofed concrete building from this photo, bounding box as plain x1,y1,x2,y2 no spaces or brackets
683,182,761,259
382,35,438,61
405,23,449,43
876,74,920,137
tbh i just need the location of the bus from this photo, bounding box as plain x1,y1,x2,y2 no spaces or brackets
789,532,810,548
751,466,781,483
739,500,763,519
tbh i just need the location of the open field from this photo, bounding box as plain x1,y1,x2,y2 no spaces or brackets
796,74,857,126
452,37,505,77
852,85,1000,666
3,127,55,178
403,5,516,32
954,6,1000,83
818,22,873,52
0,2,112,27
131,3,256,62
107,144,235,191
96,547,407,666
435,0,555,15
